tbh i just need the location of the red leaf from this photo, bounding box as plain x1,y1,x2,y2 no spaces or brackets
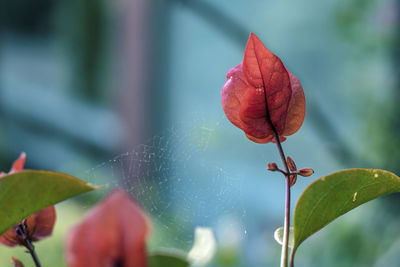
222,33,305,143
0,153,56,247
30,206,57,241
0,206,56,247
0,152,26,178
65,188,151,267
10,152,26,173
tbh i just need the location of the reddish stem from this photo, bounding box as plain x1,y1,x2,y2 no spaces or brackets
272,130,291,267
260,65,291,267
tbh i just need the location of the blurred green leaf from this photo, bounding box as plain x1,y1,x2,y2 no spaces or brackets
215,247,240,266
0,170,98,235
149,251,189,267
291,169,400,261
274,226,294,248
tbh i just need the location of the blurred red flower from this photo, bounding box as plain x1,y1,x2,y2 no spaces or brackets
66,188,151,267
221,33,305,143
0,153,56,247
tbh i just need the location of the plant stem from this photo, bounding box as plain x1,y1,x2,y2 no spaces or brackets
289,249,295,267
25,240,42,267
260,72,291,266
16,222,42,267
272,131,291,267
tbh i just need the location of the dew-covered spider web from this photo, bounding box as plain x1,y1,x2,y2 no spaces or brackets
81,117,247,250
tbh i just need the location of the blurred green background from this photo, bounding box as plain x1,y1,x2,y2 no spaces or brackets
1,0,400,266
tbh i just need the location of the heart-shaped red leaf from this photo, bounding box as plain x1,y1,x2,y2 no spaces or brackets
222,33,305,143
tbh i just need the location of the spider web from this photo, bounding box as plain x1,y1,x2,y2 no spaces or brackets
81,117,247,250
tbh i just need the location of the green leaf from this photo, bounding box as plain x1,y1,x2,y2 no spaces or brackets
149,251,189,267
291,168,400,261
0,170,99,235
274,226,294,248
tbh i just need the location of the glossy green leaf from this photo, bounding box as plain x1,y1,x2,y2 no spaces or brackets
291,169,400,261
149,251,189,267
0,170,98,235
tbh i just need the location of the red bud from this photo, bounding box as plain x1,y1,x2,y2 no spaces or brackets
289,174,297,187
298,168,314,177
267,162,279,171
286,156,297,172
